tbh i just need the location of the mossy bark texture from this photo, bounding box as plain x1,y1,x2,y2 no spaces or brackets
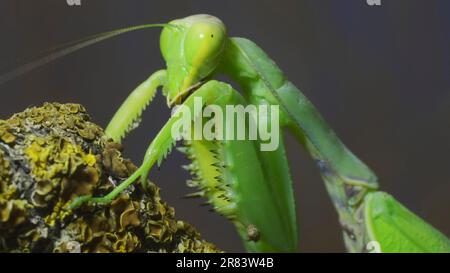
0,103,220,253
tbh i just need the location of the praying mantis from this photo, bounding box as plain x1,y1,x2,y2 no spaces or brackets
2,14,450,253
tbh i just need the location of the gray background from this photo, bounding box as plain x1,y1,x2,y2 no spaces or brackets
0,0,449,252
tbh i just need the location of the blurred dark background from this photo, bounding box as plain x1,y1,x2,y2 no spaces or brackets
0,0,449,252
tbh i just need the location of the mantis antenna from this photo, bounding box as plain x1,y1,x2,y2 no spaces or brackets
0,23,177,85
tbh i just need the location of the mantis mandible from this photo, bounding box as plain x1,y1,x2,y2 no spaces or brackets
2,14,450,253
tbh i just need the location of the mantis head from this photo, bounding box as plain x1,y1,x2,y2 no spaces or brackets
160,14,227,107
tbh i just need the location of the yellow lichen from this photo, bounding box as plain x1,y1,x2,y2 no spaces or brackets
0,199,30,227
83,153,96,167
44,200,71,227
0,150,13,197
1,131,16,144
0,103,221,253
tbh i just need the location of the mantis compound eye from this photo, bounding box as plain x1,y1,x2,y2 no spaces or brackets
183,16,226,79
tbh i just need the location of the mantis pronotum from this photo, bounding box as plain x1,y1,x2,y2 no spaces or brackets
2,14,449,253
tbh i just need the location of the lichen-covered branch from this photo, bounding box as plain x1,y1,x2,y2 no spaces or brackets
0,103,220,253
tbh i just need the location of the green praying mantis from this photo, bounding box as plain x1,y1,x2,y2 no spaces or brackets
2,14,450,253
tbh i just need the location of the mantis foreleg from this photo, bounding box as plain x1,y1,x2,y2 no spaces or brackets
70,80,242,209
71,80,299,252
105,69,166,142
178,86,297,252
